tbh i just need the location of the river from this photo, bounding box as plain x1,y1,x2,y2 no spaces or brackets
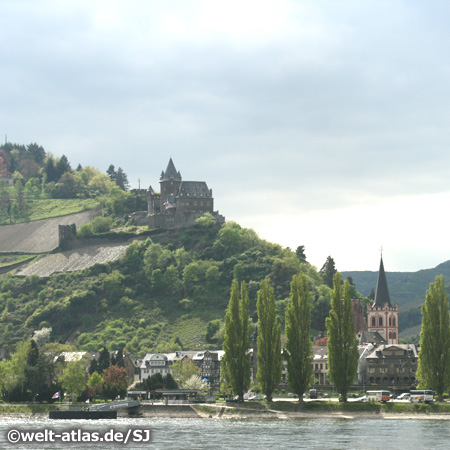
0,416,449,449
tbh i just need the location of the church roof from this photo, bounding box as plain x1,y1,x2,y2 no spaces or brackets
372,256,392,308
160,158,181,182
359,330,387,345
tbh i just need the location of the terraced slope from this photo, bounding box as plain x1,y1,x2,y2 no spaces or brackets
0,212,95,253
16,243,130,277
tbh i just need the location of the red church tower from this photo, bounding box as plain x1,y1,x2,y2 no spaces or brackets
366,256,399,344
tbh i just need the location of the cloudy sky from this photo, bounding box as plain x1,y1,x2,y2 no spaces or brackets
2,0,450,272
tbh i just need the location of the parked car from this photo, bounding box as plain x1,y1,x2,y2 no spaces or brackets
397,393,410,400
248,394,266,401
226,396,243,403
390,394,398,399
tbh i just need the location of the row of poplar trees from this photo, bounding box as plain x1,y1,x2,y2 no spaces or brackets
221,272,359,403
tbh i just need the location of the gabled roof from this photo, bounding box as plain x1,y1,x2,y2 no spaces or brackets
359,330,387,345
373,256,392,307
160,158,182,182
178,181,211,197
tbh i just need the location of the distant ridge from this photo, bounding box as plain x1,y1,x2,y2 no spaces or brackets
342,260,450,310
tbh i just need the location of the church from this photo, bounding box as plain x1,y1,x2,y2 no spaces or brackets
147,158,225,229
356,256,399,345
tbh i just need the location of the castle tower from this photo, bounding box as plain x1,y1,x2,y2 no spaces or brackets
366,256,399,344
159,158,182,213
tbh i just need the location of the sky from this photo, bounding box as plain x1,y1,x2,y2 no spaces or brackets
2,0,450,273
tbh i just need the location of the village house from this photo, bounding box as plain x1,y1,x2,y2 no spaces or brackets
363,344,418,388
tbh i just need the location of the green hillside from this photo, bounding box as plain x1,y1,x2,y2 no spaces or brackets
0,219,335,357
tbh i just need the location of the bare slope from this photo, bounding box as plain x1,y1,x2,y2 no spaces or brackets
16,243,129,277
0,212,94,253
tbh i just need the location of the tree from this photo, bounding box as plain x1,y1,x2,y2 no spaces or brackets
97,346,111,374
221,280,251,401
184,374,208,391
87,371,104,400
295,246,307,263
60,360,86,401
285,274,313,402
44,157,58,183
320,256,337,288
106,164,116,183
55,154,71,181
102,365,127,400
256,279,282,402
171,359,200,385
325,273,359,402
24,340,54,402
115,167,129,190
416,275,450,401
27,143,46,165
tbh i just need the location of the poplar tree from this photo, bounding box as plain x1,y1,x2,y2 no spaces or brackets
256,279,282,402
221,280,250,401
325,273,359,402
417,275,450,402
285,274,313,402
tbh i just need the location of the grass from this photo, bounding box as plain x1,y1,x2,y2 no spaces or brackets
26,199,99,221
0,254,37,268
0,198,99,225
268,400,450,414
193,405,218,415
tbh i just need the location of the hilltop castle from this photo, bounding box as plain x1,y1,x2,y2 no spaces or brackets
146,158,225,229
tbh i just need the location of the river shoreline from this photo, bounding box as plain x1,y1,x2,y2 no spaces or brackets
2,402,450,420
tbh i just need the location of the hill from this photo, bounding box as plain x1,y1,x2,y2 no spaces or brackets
0,219,333,356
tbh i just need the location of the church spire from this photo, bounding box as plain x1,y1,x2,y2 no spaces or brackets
372,256,391,308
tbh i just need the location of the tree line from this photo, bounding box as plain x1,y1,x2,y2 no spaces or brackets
222,273,450,403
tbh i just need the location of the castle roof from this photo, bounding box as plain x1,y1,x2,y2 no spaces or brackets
178,181,211,197
372,256,392,308
160,158,181,182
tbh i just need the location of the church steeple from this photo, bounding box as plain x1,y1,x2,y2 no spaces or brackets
373,256,391,308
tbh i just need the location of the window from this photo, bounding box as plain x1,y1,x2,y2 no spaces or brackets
379,317,383,326
371,317,376,327
393,318,396,326
389,317,392,326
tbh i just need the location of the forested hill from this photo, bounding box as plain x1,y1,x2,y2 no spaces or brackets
0,218,341,357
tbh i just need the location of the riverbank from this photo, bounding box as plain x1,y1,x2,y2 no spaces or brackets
2,401,450,420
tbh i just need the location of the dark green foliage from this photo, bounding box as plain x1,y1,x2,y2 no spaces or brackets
285,274,313,400
256,279,282,402
417,275,450,401
295,246,307,263
326,273,359,402
221,280,251,401
320,256,337,289
97,347,111,374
